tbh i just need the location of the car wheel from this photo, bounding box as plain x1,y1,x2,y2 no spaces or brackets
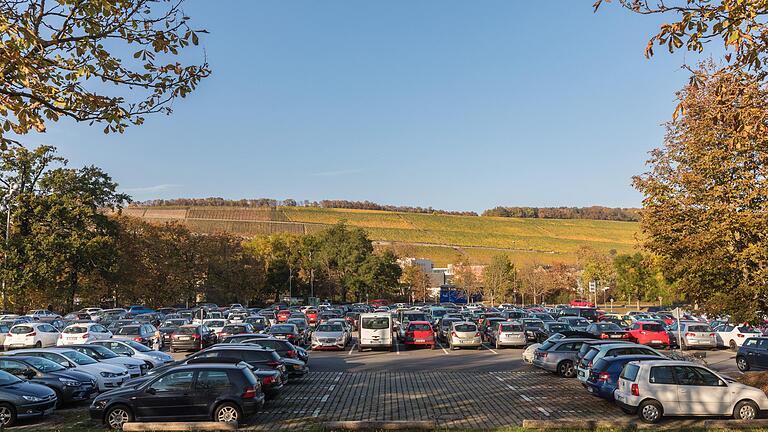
105,404,133,430
214,402,241,425
34,341,42,348
729,340,737,351
0,403,16,428
734,400,759,420
638,400,663,424
737,356,750,372
53,389,63,408
557,360,575,378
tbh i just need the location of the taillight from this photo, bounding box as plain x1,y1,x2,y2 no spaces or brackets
286,350,296,358
133,337,143,342
710,333,716,337
81,333,90,339
598,372,610,382
474,332,481,338
631,383,639,396
262,376,275,385
267,361,280,367
241,386,258,399
684,332,695,337
622,333,630,339
58,334,63,339
28,332,36,337
738,334,745,338
600,334,609,339
451,331,457,337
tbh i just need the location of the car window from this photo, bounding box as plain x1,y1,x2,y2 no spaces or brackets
454,324,476,332
649,366,676,384
408,324,432,331
151,370,195,392
642,323,664,332
743,338,758,348
362,318,390,329
116,326,140,335
107,342,132,355
501,324,523,332
0,359,28,375
10,325,32,334
195,370,232,390
620,363,640,381
63,326,87,334
687,325,710,333
61,350,98,365
674,366,723,386
556,342,580,352
758,339,768,350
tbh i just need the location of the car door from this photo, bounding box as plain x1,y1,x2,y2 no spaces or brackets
188,369,231,419
648,366,679,414
757,339,768,369
674,365,731,415
37,324,55,346
133,370,196,420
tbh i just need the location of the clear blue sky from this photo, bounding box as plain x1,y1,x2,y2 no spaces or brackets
39,0,706,212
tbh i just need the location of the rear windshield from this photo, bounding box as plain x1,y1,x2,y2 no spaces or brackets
455,324,476,332
738,326,761,333
501,324,523,332
223,325,247,332
116,326,140,335
583,348,600,362
642,324,665,332
592,358,609,372
63,326,88,334
176,327,198,335
547,323,569,332
687,325,710,332
271,325,294,332
205,320,226,327
408,324,432,331
620,363,640,381
539,341,556,351
403,313,427,322
10,326,32,334
596,323,622,331
362,317,389,329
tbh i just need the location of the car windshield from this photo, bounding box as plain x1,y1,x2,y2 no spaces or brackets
455,324,476,332
738,326,761,333
176,327,198,335
63,326,88,334
87,346,119,359
643,324,665,332
25,357,66,372
115,326,140,335
124,340,151,352
223,325,247,333
0,370,22,386
362,317,389,329
271,325,294,332
408,324,432,331
687,325,710,332
501,324,523,332
10,325,33,334
596,323,622,331
61,350,98,365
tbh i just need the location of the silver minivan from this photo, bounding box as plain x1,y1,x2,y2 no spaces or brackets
489,321,526,349
448,321,481,350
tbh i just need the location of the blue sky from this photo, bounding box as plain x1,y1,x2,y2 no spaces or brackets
38,1,707,212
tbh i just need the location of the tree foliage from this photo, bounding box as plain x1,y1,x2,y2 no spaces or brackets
0,0,210,146
633,65,768,321
401,263,431,303
482,255,518,305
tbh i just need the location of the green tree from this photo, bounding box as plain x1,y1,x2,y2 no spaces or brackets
400,263,431,303
633,65,768,321
0,0,209,146
358,250,401,302
577,246,616,292
482,255,518,306
312,223,374,302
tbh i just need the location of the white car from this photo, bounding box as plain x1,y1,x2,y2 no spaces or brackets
26,309,59,319
202,319,227,334
67,344,147,378
714,324,762,350
522,343,540,364
5,323,60,349
89,340,172,369
57,323,112,346
615,359,768,423
8,348,129,391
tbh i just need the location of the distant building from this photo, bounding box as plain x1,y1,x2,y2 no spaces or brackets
397,257,434,274
446,263,486,283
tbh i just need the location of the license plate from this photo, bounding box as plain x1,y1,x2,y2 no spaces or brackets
179,336,190,340
616,394,624,402
415,339,426,342
67,336,78,340
461,340,472,343
652,340,662,344
610,335,622,338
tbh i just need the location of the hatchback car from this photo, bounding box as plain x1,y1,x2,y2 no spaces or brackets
0,369,57,427
488,321,526,349
5,323,60,349
448,321,481,350
584,354,661,400
112,324,158,347
57,323,112,346
9,348,129,391
267,324,302,345
577,343,664,383
66,344,147,378
736,337,768,372
218,323,255,340
558,316,591,332
714,324,762,350
402,321,435,349
533,338,590,377
586,323,629,340
669,322,717,349
615,360,768,423
170,325,216,352
627,321,670,348
90,363,264,429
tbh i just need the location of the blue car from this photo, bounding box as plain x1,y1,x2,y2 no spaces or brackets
126,305,155,316
584,355,661,400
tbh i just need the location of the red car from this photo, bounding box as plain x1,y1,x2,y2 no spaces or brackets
402,321,435,350
305,309,318,325
627,321,670,347
570,299,595,308
276,309,291,323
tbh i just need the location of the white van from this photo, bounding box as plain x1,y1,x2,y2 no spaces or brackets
358,313,393,352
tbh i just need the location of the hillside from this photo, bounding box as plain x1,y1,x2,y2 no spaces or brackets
122,206,639,266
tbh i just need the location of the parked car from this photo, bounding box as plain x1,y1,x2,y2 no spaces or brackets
311,323,348,350
66,344,147,378
241,338,309,364
267,324,302,345
90,363,264,429
447,321,481,350
170,345,290,381
170,325,216,352
668,321,717,349
583,354,666,400
218,323,255,340
533,322,573,342
57,323,112,346
89,340,173,369
736,337,768,372
201,319,227,334
286,318,310,345
0,356,96,407
357,313,393,352
714,324,762,350
533,338,591,377
5,323,60,350
112,324,158,347
585,322,630,340
8,348,129,391
625,321,670,348
402,321,435,350
437,317,462,343
0,369,57,427
244,316,268,333
558,316,591,332
276,310,291,323
615,360,768,423
488,321,527,349
570,299,595,308
521,318,545,342
576,343,664,383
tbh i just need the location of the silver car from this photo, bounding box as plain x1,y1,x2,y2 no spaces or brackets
533,338,590,377
488,321,526,348
448,321,481,350
311,322,347,350
669,321,717,349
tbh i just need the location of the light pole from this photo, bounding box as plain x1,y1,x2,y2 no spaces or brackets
2,182,18,311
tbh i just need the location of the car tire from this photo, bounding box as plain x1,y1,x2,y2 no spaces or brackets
737,356,750,372
34,341,42,348
214,402,241,425
734,400,759,420
729,340,737,351
638,399,663,424
0,402,15,428
53,388,63,408
557,360,575,378
105,404,133,430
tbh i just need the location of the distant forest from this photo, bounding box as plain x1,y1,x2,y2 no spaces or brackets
482,206,640,222
131,199,639,221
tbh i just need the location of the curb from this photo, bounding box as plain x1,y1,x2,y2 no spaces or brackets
123,422,237,431
323,420,435,430
703,419,768,429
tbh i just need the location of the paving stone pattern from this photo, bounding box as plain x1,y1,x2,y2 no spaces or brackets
244,370,625,430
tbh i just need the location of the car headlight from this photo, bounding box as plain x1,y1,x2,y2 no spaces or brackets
92,399,107,409
22,395,42,402
58,378,80,387
100,372,120,378
126,364,139,369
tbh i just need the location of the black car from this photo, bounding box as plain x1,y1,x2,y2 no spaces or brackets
243,317,268,332
0,369,57,427
218,323,255,339
533,322,573,343
585,322,629,340
90,363,264,429
241,338,309,364
0,356,96,407
193,345,305,380
170,325,217,352
222,333,270,344
737,336,768,372
267,324,302,345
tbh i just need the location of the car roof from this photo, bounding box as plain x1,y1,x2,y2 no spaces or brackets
602,354,662,363
205,344,273,352
11,347,75,353
628,359,704,367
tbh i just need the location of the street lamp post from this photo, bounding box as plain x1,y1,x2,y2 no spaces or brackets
2,183,18,311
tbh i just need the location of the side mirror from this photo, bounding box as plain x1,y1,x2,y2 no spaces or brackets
146,387,156,395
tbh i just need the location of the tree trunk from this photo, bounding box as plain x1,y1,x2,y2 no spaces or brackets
68,271,78,312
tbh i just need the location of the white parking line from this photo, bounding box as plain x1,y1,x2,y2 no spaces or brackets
482,344,499,354
394,338,400,355
348,344,356,355
437,341,450,355
537,407,550,416
520,394,532,402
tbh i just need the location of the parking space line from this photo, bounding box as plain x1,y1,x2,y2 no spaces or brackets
348,344,356,355
394,338,400,355
537,407,550,416
437,341,449,355
506,384,516,390
482,343,499,354
520,394,532,402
